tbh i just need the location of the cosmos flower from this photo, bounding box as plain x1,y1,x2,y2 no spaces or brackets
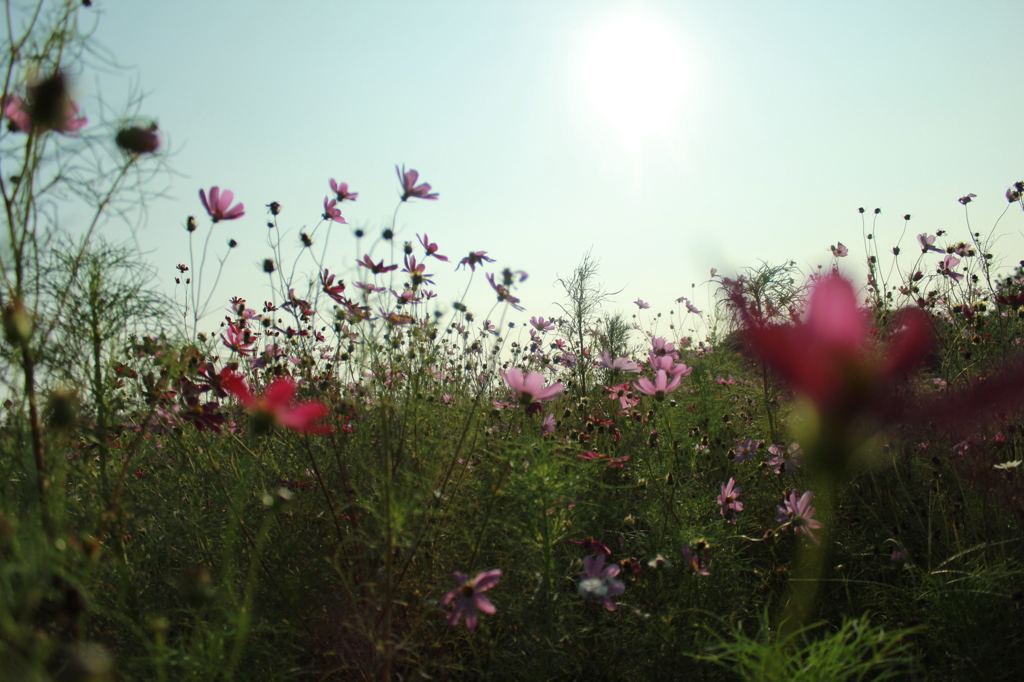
221,372,332,435
577,554,625,611
775,490,824,545
323,197,346,223
200,187,245,222
443,569,501,634
717,478,744,523
730,273,930,417
397,164,439,201
503,368,563,405
329,178,358,201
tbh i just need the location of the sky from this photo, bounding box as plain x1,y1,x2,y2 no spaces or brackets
63,0,1024,339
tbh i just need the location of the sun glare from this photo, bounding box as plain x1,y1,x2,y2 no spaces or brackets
578,10,692,151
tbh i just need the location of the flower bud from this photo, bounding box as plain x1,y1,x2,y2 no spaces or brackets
115,124,160,154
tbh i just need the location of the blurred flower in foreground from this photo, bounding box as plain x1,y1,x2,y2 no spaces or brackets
2,73,87,134
221,372,331,434
730,273,930,423
443,569,501,634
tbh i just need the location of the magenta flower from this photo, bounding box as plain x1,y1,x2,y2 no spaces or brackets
503,368,563,406
329,178,358,202
417,233,448,261
221,372,332,435
323,197,347,223
731,273,930,417
199,187,245,222
830,242,849,258
958,193,977,205
443,569,501,634
456,251,496,271
397,164,439,201
577,554,625,611
718,478,743,523
634,369,682,401
775,490,824,545
356,254,398,274
222,321,257,356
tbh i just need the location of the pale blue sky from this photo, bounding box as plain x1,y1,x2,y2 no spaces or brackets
84,0,1024,337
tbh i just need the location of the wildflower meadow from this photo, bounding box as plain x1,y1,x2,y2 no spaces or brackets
2,3,1024,680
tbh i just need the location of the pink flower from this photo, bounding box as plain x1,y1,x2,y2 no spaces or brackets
396,164,438,201
503,368,563,406
2,88,87,135
356,254,398,274
775,490,824,545
221,372,332,435
577,554,625,611
530,316,555,332
2,95,32,132
718,478,744,523
917,233,943,254
402,254,434,286
323,197,347,223
830,242,849,258
443,569,501,634
598,351,641,373
329,178,358,201
731,273,930,416
417,233,448,261
199,187,245,222
634,369,682,401
634,299,650,309
222,321,257,356
320,269,346,303
938,254,963,283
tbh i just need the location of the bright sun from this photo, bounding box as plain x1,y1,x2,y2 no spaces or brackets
578,10,692,151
